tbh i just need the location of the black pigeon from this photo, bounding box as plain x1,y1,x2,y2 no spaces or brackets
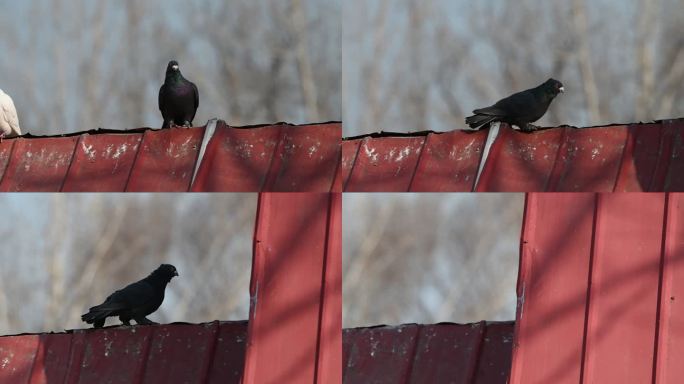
81,264,179,328
158,60,199,128
466,78,564,131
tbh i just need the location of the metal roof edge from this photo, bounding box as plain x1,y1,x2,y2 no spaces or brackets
8,120,342,139
0,320,248,339
343,320,515,331
342,117,684,141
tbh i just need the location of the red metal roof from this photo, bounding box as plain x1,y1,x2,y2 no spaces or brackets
342,119,684,192
0,321,247,384
0,192,342,384
0,121,341,192
512,193,684,383
245,193,341,384
343,322,513,384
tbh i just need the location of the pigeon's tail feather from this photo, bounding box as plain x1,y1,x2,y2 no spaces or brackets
465,114,498,130
81,308,111,324
81,303,124,324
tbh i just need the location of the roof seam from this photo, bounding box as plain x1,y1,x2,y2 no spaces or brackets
467,321,488,383
651,194,671,381
0,139,17,187
59,134,83,192
25,336,41,384
123,130,148,192
314,194,337,382
261,126,287,191
342,139,364,191
134,328,155,384
400,325,421,384
406,134,430,191
612,127,636,192
579,194,601,383
545,127,570,192
199,321,222,383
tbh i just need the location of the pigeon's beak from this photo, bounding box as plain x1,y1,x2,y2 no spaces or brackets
173,271,179,277
172,64,179,71
559,86,565,93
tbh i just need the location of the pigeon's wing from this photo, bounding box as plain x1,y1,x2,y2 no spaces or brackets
108,280,158,310
158,84,166,113
0,92,20,136
158,84,171,127
191,81,199,121
475,90,535,118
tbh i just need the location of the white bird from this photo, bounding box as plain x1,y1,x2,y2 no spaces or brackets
0,88,21,141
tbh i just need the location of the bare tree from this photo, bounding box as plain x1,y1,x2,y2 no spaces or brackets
0,194,256,335
0,0,340,136
343,194,524,327
344,0,684,136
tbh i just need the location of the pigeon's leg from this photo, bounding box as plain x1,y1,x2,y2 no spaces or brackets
134,317,159,325
521,123,539,132
0,132,4,143
119,316,131,326
94,319,105,328
183,121,192,127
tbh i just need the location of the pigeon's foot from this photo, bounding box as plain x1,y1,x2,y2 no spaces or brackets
94,319,105,328
0,132,4,143
183,121,192,128
134,317,158,325
521,124,539,132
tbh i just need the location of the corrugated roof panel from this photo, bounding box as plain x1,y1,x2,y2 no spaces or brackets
586,194,664,383
661,120,684,191
342,119,684,191
76,326,153,384
143,323,219,384
0,136,78,191
409,131,486,192
0,140,13,181
244,193,341,384
0,334,38,383
511,193,598,384
206,322,247,384
61,134,142,192
126,128,203,192
0,122,341,192
656,194,684,382
475,127,564,191
269,123,341,191
318,193,343,383
343,324,420,383
190,121,280,191
0,322,248,384
512,193,683,383
343,136,427,192
342,322,513,384
29,333,72,383
474,323,514,383
191,122,341,192
408,323,483,383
